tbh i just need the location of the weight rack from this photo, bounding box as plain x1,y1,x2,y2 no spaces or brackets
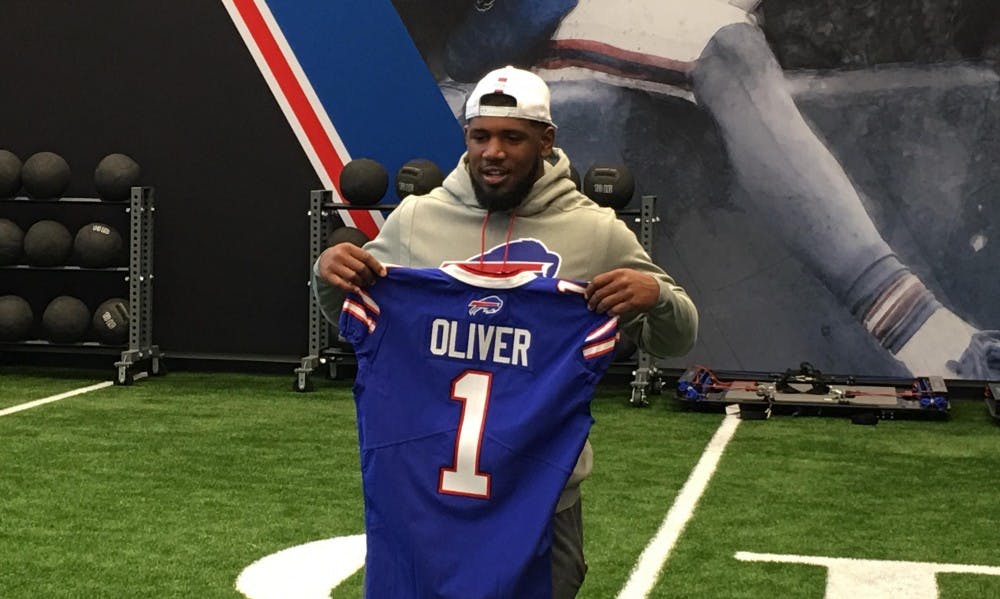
114,186,164,385
0,186,163,384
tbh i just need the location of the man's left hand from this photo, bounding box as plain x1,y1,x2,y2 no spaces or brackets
585,269,660,316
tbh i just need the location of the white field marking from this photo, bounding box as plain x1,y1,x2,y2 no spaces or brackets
617,413,741,599
0,381,114,417
236,535,366,599
736,552,1000,599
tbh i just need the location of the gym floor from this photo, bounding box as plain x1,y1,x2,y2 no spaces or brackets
1,366,998,598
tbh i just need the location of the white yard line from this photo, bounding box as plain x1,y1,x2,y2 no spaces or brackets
617,413,742,598
0,381,115,417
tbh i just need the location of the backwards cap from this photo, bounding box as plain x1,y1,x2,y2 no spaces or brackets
465,65,555,127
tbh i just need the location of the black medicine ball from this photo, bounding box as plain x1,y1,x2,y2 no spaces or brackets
94,153,141,202
340,158,388,206
42,295,90,343
326,225,370,249
21,151,71,199
24,220,73,266
0,149,22,197
0,218,24,265
395,158,444,200
92,298,129,345
0,295,34,341
74,222,123,268
583,164,636,210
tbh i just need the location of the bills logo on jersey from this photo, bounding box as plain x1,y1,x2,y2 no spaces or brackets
469,295,504,315
442,239,562,277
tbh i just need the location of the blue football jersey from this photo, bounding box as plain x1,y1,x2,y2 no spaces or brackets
339,265,619,599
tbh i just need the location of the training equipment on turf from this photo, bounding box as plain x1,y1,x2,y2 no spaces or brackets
94,153,141,202
583,163,635,210
676,362,951,421
340,265,618,597
394,158,444,200
325,225,369,249
21,151,71,199
0,218,24,265
41,295,90,343
23,219,73,266
339,158,388,206
0,295,34,341
73,222,123,267
92,298,129,344
0,149,22,197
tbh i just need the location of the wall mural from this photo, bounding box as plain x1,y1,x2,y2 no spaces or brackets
390,0,1000,380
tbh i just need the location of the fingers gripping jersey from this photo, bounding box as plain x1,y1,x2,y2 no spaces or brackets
339,265,618,599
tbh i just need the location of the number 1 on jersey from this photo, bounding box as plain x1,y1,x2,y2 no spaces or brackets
439,370,492,498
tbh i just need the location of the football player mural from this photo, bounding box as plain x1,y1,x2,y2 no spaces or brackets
387,0,1000,380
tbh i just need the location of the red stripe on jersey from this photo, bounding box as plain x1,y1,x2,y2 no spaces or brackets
342,298,376,333
583,338,617,360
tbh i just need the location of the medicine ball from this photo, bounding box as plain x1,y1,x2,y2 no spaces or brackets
0,149,22,197
21,151,71,199
94,153,141,202
42,295,90,343
73,222,123,268
0,218,24,265
0,295,33,341
24,220,73,266
583,164,635,210
339,158,388,206
92,298,129,345
326,225,370,249
395,158,444,200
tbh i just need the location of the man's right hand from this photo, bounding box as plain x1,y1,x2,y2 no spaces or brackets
317,242,387,294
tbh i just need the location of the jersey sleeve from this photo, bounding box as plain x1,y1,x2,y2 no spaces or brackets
338,287,381,348
555,278,620,374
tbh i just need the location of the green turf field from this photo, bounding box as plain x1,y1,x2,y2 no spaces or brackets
0,367,997,598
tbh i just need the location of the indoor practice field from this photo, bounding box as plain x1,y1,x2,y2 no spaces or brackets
1,367,998,598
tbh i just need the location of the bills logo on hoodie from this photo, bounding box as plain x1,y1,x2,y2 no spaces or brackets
443,239,563,277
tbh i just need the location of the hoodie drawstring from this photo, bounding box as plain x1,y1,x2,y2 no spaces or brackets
478,210,519,273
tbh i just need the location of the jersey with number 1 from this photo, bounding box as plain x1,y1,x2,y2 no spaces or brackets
339,265,619,599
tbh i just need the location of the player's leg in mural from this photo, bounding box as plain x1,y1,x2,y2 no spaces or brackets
415,0,1000,379
689,20,995,379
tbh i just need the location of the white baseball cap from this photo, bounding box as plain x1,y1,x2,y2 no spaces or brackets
465,65,555,127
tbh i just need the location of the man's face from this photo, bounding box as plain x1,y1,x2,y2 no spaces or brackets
465,116,555,212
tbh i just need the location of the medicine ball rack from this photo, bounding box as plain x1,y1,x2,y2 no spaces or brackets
295,189,393,392
295,190,663,402
0,186,163,385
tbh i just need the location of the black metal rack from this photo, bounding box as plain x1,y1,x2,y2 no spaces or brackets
294,190,396,391
0,187,163,384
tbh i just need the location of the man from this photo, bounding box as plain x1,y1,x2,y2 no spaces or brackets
314,65,698,597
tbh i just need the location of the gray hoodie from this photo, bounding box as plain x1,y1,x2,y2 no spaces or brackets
313,147,698,509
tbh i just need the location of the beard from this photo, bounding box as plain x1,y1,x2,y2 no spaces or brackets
471,158,540,213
